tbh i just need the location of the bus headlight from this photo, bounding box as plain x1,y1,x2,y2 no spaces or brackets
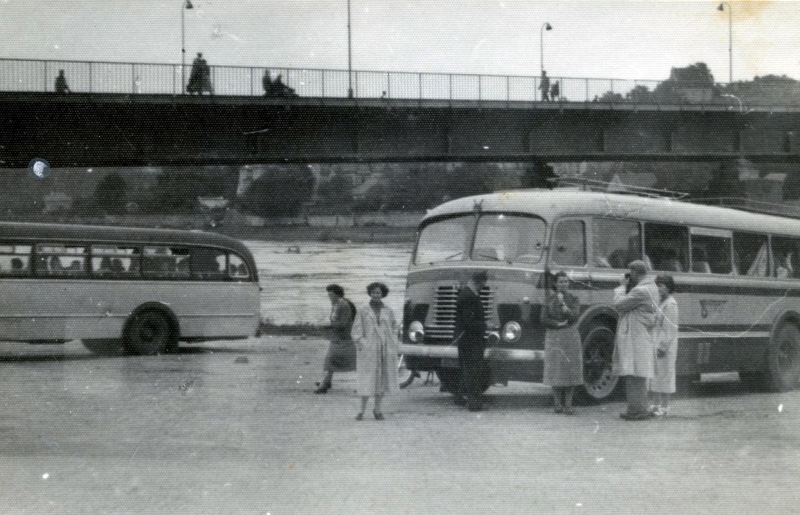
487,331,500,345
501,321,522,343
408,321,425,343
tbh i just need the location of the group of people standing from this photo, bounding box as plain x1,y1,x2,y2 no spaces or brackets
314,282,398,421
541,262,678,419
311,261,679,422
612,261,679,420
538,70,560,101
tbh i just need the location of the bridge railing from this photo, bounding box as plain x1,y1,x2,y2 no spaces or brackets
1,57,798,106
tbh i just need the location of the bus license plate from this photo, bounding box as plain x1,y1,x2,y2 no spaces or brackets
441,358,459,368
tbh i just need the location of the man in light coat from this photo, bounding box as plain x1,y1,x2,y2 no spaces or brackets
612,260,659,420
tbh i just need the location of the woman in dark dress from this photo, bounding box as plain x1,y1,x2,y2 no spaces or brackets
314,284,357,394
540,271,583,414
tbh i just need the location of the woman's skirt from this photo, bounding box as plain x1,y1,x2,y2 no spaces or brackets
543,326,584,387
324,339,357,372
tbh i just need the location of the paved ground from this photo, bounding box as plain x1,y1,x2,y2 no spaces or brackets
1,336,799,515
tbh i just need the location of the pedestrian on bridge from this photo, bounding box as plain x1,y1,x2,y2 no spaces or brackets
262,69,272,96
539,70,550,101
55,70,71,94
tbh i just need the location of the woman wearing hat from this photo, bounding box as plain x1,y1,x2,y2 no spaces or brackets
314,284,357,394
351,282,399,420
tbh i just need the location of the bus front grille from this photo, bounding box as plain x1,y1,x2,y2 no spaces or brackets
426,285,494,341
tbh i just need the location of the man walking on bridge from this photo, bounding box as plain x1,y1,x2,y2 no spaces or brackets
539,70,550,102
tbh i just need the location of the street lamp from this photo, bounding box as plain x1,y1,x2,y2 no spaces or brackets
181,0,194,92
718,2,732,84
347,0,353,98
540,22,552,76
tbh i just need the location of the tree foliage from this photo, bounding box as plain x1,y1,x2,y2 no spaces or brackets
239,167,315,217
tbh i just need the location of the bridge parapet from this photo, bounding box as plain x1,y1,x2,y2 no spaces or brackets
2,57,799,108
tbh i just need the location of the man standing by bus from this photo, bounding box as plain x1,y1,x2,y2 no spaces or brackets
454,270,489,411
612,260,659,421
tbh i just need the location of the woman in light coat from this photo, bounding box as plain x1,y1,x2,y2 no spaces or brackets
650,275,679,416
352,282,399,420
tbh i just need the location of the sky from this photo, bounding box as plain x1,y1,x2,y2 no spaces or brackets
0,0,798,83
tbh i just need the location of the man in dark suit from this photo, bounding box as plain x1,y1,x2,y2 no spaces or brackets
454,270,489,411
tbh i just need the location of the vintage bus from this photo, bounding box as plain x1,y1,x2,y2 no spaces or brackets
0,221,260,355
399,189,800,401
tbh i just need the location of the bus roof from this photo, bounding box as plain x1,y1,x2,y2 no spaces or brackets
423,189,800,236
0,221,254,257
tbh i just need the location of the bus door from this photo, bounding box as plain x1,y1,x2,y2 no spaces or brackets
549,218,592,305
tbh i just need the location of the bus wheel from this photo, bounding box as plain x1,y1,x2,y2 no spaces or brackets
579,323,621,403
766,321,800,392
436,368,460,394
82,339,125,356
124,310,176,356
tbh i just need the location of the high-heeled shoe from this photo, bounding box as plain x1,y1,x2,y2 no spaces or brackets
313,383,330,394
355,412,364,420
373,411,384,420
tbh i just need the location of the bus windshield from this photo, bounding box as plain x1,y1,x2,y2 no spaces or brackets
414,213,546,265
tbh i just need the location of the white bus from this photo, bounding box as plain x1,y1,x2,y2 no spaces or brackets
0,221,260,355
399,189,800,401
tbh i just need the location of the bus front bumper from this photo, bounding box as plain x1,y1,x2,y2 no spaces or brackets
399,343,544,362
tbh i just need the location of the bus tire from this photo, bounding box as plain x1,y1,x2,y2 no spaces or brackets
82,339,125,356
124,309,177,356
765,321,800,392
578,322,621,403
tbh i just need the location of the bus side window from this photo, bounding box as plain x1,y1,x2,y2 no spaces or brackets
733,232,769,277
691,236,731,274
772,236,800,279
0,245,32,276
228,253,250,280
644,223,688,272
192,248,226,280
593,218,641,269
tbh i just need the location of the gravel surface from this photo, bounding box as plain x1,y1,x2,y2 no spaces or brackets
1,337,799,515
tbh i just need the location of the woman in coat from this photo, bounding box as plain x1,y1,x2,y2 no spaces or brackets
650,275,679,416
314,284,356,394
540,271,583,414
351,282,399,420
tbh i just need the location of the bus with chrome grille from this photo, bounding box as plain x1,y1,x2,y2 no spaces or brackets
399,189,800,402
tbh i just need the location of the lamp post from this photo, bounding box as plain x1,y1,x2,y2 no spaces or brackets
540,22,552,76
347,0,353,98
181,0,194,93
718,2,732,84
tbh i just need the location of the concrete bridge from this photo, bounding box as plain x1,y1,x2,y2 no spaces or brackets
1,58,800,169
